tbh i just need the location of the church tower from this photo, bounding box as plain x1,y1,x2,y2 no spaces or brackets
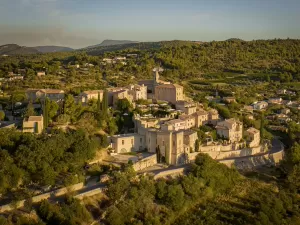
153,67,163,85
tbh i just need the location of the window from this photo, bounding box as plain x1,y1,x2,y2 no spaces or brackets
163,140,165,146
140,138,142,143
122,140,124,145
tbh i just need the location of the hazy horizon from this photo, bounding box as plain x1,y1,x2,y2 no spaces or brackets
1,0,300,48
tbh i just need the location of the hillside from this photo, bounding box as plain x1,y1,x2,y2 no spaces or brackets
84,40,192,55
84,39,139,49
0,44,39,55
34,46,74,53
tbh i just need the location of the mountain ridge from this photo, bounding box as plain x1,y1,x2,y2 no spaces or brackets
34,46,74,53
85,39,139,49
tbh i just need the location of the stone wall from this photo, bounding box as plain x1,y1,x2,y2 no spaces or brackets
153,167,185,180
189,146,263,161
133,154,157,171
0,182,85,213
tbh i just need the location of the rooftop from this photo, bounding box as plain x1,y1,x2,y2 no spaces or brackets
39,89,64,94
27,116,43,122
164,119,184,125
246,127,259,134
82,90,103,95
156,84,183,89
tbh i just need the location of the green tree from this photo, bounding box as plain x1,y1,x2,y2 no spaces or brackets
194,139,200,152
25,101,36,118
0,111,5,121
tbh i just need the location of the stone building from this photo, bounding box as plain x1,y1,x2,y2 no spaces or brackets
23,116,44,134
127,84,147,101
245,127,260,148
216,118,243,142
208,109,220,125
155,84,184,104
79,90,103,104
193,110,209,127
175,101,197,115
138,67,170,96
26,89,65,102
108,133,146,153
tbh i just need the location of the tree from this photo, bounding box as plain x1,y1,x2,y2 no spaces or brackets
0,111,5,121
260,112,264,141
102,89,108,113
97,92,101,112
63,94,77,122
164,184,185,210
25,101,36,118
194,139,200,152
43,98,49,129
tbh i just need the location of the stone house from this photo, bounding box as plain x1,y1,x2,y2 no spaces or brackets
26,89,65,102
192,110,209,127
208,109,219,125
252,101,268,110
268,98,282,104
23,116,44,134
175,101,197,115
245,127,260,148
216,118,243,143
223,97,236,103
127,84,147,101
79,90,103,104
112,89,132,106
178,114,196,129
161,119,186,131
108,133,146,153
155,84,184,104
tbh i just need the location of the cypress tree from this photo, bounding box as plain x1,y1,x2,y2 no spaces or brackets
260,112,264,141
43,98,49,129
102,90,108,112
97,92,101,112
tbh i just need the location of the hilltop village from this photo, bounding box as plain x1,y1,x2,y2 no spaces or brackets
0,40,300,224
0,67,286,171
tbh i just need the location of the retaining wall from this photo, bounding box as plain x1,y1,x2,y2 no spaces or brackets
133,154,157,171
0,182,85,213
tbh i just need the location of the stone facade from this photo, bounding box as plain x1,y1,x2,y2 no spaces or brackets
175,101,197,115
127,84,147,101
245,127,260,148
23,116,44,134
155,84,184,104
216,118,243,142
27,89,65,102
108,133,146,153
79,90,103,104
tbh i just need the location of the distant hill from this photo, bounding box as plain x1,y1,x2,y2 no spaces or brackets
34,46,74,53
83,40,193,55
0,44,39,55
226,38,245,42
85,39,139,49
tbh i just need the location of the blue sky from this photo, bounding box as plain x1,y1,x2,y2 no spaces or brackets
0,0,299,48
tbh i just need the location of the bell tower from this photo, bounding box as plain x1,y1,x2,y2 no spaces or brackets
152,67,163,85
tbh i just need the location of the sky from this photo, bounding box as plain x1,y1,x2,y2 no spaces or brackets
0,0,299,48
